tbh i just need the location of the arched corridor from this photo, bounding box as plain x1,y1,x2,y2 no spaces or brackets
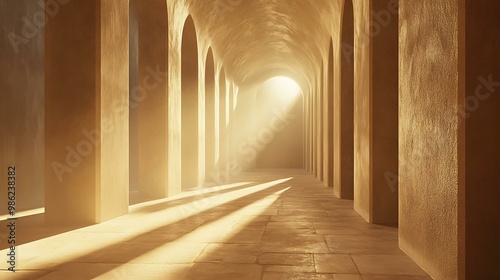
0,0,499,279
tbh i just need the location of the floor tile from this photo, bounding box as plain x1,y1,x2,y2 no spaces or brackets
184,263,262,280
197,243,260,263
325,235,402,255
263,272,334,280
314,254,359,274
0,170,431,280
257,253,313,266
351,254,430,276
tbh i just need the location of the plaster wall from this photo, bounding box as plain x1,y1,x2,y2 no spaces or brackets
399,1,461,279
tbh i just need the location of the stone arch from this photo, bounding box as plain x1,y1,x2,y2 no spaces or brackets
205,48,216,179
181,15,199,189
327,38,334,188
218,67,228,170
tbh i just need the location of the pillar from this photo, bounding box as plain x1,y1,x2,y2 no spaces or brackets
45,0,129,224
326,40,335,188
218,69,228,171
399,1,460,279
316,71,323,180
334,0,354,199
312,81,318,177
352,0,398,225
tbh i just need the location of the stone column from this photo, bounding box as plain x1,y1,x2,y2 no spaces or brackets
399,1,461,279
45,0,129,224
352,0,398,225
334,0,355,199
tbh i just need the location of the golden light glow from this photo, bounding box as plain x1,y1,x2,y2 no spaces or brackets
261,76,302,102
3,178,292,273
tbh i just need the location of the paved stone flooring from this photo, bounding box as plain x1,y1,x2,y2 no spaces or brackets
0,169,431,279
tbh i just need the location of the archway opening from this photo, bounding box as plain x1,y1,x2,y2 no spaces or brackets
218,68,228,170
130,0,169,200
327,38,334,188
181,16,199,189
205,48,216,180
335,0,354,199
318,64,324,180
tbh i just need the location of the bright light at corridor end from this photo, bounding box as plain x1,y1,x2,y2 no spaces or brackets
262,76,302,102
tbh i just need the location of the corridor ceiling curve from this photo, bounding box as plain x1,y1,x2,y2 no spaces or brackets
186,0,334,88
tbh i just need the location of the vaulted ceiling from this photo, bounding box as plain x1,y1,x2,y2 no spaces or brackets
186,0,335,89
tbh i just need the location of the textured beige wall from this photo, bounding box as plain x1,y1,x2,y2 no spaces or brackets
0,0,45,213
399,1,461,279
98,0,130,222
166,1,186,195
352,0,372,221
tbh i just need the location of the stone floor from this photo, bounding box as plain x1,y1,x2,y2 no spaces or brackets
0,169,431,279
